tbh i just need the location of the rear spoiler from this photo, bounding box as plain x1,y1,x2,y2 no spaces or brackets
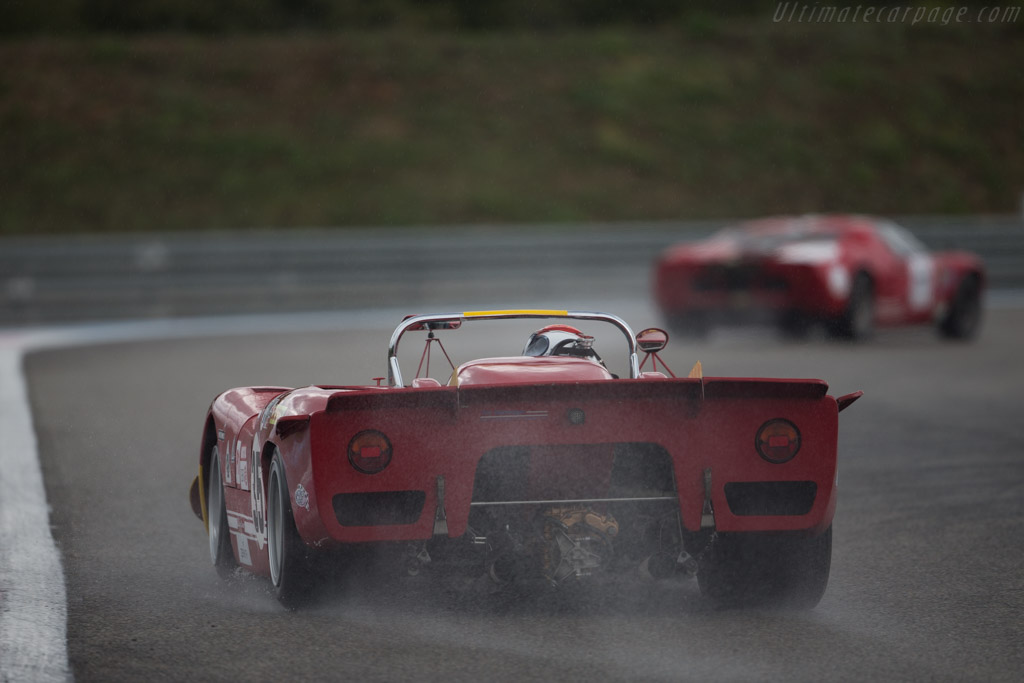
325,377,831,413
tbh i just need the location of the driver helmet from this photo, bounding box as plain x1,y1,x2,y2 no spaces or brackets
523,324,598,360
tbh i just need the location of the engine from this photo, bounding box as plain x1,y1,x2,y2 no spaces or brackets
406,502,697,587
442,443,694,586
540,506,619,584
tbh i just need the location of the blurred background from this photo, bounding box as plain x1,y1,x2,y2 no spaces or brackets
2,0,1023,324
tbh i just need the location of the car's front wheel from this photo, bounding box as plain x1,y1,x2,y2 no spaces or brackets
267,452,314,608
208,446,235,579
939,274,982,340
697,526,832,609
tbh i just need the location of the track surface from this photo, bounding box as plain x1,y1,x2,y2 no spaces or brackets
25,305,1024,682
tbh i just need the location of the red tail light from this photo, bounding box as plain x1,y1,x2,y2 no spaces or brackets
348,430,393,474
756,419,801,463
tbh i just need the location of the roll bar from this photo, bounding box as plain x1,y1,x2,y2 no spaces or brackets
388,309,639,387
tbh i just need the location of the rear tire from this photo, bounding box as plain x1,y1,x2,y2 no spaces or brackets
831,274,873,341
698,526,832,609
939,274,982,340
208,446,235,579
267,452,315,608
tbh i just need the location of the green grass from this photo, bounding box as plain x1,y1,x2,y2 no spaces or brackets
1,22,1022,235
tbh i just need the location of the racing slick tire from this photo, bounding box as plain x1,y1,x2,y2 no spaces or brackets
697,526,832,609
268,452,315,609
208,446,236,579
939,274,982,340
831,273,873,341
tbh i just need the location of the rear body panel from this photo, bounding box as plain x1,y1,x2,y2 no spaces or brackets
655,258,845,321
204,377,838,576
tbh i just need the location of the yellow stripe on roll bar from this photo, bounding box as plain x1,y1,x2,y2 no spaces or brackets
463,309,569,318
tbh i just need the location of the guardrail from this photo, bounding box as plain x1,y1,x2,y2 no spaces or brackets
1,216,1021,327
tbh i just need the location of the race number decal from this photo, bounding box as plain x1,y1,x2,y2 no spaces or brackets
249,434,267,550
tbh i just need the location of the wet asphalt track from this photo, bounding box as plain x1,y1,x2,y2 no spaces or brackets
24,304,1024,682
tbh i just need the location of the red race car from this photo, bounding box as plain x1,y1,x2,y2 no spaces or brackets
654,215,985,340
190,309,861,608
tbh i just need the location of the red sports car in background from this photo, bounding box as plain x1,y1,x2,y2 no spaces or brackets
654,215,985,340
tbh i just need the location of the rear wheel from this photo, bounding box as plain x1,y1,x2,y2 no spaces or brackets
267,452,314,608
939,274,982,340
698,526,832,609
207,446,235,579
832,274,873,341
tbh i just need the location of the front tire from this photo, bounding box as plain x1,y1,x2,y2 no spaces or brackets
267,452,314,608
698,526,832,609
939,274,982,340
208,446,235,579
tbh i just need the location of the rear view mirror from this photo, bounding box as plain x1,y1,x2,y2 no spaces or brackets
403,315,462,331
636,328,669,353
425,320,462,331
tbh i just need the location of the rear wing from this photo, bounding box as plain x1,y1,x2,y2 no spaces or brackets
325,376,831,414
388,310,641,387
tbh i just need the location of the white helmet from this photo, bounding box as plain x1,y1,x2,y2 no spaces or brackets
523,324,601,362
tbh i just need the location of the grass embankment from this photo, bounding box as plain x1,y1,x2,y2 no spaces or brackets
1,21,1022,235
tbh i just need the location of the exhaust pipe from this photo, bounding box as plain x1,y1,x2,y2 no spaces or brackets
640,551,698,580
488,554,518,583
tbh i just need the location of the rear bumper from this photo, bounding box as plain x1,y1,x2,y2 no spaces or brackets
313,472,834,543
656,262,847,321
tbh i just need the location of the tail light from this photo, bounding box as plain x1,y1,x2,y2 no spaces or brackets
756,419,801,463
348,430,393,474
